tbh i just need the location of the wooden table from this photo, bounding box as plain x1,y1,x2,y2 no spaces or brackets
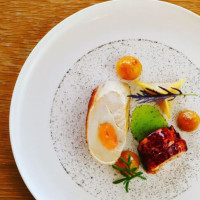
0,0,199,199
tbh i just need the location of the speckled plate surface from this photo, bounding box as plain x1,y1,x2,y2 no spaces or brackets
10,0,200,200
50,39,200,200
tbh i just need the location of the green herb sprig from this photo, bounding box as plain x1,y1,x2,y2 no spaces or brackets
112,155,146,192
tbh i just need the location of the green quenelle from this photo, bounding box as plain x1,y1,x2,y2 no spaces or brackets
131,105,168,142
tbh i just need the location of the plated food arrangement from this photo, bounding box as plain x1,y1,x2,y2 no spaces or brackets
9,0,200,199
50,39,200,200
86,56,199,192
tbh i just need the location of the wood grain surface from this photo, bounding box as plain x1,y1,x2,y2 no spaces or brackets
0,0,199,199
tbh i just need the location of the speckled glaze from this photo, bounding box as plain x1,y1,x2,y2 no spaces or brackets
50,39,200,200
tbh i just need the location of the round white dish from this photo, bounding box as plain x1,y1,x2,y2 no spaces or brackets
10,0,200,200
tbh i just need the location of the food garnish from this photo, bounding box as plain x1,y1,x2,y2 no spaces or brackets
115,151,140,174
177,110,200,132
131,105,168,142
128,86,197,104
112,153,146,192
116,56,142,80
138,126,187,174
86,81,130,164
134,79,190,118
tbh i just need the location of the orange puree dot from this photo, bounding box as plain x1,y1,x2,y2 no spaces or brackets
177,110,200,132
116,56,142,80
98,123,118,150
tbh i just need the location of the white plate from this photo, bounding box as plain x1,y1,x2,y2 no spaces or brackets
10,0,200,200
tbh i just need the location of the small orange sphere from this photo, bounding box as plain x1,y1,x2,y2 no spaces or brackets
115,151,140,173
116,56,142,80
177,110,200,132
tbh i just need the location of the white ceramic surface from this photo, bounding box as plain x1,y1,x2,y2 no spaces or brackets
10,0,200,200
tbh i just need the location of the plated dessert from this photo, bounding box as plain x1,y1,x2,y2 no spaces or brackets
86,56,199,192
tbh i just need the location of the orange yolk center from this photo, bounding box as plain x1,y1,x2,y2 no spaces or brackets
98,123,118,150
